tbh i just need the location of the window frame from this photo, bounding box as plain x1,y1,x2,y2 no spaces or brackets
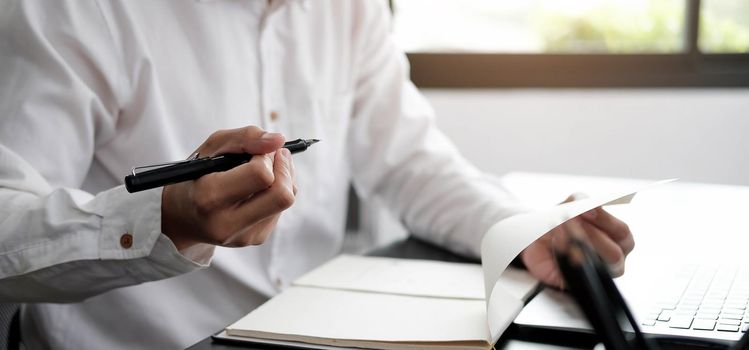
397,0,749,88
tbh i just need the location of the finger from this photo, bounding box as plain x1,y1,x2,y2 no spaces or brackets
580,220,626,276
193,152,276,205
582,207,631,242
199,126,285,156
287,147,297,195
231,148,295,225
536,258,565,289
617,233,636,256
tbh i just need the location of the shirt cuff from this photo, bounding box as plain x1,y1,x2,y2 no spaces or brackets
96,185,214,282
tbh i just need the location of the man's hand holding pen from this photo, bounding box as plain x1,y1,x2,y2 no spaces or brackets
160,126,297,251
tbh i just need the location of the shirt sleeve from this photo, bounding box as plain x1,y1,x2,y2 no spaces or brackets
0,0,212,303
347,2,528,258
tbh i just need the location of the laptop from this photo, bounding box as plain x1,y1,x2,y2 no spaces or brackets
515,260,749,345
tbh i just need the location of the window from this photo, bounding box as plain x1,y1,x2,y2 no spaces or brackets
391,0,749,87
699,1,749,53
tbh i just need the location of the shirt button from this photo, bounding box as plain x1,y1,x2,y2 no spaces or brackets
269,111,279,121
275,277,283,288
120,233,133,249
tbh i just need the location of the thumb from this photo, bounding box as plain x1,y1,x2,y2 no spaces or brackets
199,126,286,157
243,131,286,155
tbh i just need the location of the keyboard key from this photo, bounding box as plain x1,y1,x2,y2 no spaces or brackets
668,317,693,329
719,319,741,326
723,308,746,316
657,302,677,310
641,319,656,327
675,310,696,317
692,319,716,331
722,308,744,314
702,301,724,308
720,313,743,320
742,324,749,332
676,306,698,312
696,312,720,320
717,324,740,332
657,312,671,322
681,300,701,307
683,295,704,302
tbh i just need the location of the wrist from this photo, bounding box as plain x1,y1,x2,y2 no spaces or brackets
161,185,199,251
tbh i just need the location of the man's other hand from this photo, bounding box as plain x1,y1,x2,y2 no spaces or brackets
161,126,296,251
520,194,635,289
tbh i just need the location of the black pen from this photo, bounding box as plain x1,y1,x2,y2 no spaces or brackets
124,138,319,193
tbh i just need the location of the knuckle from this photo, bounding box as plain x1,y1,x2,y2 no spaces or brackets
241,126,263,147
207,130,223,141
244,125,262,136
254,165,275,188
620,222,631,233
193,184,220,214
202,130,224,152
272,186,295,210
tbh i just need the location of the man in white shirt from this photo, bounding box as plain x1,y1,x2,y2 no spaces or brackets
0,1,634,349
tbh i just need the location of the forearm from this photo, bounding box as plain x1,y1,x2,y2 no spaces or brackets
371,121,528,258
0,149,211,302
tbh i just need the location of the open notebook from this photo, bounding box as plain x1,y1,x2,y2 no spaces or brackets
218,182,668,350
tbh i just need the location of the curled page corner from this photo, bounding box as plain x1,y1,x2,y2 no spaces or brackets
480,178,676,344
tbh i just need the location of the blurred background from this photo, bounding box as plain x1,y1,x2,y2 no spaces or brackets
348,0,749,250
393,0,748,54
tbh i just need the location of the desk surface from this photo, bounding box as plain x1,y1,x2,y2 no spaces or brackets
188,173,749,350
187,237,595,350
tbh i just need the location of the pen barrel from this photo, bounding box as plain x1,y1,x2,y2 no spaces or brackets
124,153,252,193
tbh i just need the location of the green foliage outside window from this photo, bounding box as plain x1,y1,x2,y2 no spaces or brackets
535,1,749,53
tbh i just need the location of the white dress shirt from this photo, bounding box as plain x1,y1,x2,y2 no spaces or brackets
0,0,523,348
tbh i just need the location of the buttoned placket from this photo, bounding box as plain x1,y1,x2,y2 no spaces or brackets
257,1,284,133
257,0,288,291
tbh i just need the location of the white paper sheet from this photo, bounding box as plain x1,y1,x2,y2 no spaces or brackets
294,255,539,303
294,255,486,300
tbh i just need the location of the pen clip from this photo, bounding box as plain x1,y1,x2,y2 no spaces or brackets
130,151,203,176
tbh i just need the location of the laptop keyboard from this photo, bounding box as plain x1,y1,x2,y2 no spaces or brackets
641,265,749,333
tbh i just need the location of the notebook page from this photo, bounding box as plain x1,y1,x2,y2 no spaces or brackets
294,255,538,302
226,286,489,343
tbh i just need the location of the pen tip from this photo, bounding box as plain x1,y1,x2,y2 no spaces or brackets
309,139,320,144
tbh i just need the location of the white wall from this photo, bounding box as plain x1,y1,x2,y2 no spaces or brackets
426,88,749,186
354,88,749,250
